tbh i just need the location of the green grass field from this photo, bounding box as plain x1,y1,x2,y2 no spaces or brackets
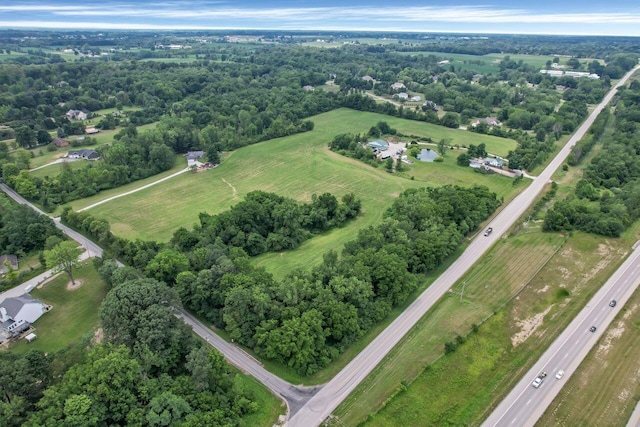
9,262,108,354
76,109,518,274
397,52,603,75
29,160,86,179
348,229,631,426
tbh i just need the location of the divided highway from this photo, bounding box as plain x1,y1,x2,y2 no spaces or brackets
288,65,640,427
482,244,640,427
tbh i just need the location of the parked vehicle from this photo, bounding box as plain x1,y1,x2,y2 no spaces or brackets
484,227,493,236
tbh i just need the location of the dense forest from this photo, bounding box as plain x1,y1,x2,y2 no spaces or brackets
0,277,261,426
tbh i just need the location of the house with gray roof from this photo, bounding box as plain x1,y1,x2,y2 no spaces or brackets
366,140,389,151
68,149,100,161
0,294,49,340
185,151,205,166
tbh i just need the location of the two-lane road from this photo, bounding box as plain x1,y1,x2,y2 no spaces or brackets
288,65,640,427
483,244,640,427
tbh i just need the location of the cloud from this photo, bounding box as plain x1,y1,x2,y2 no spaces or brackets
2,3,640,24
2,2,640,35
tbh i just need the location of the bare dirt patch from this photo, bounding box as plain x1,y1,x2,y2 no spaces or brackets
511,306,553,347
92,328,104,344
66,279,84,291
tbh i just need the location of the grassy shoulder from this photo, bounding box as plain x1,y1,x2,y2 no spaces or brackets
348,229,631,426
9,261,108,354
537,227,640,427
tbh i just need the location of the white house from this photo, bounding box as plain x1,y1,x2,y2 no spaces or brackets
391,82,406,90
396,92,409,100
65,109,88,120
0,294,49,338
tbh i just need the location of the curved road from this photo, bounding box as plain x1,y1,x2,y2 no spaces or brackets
288,66,640,427
0,182,313,416
482,244,640,427
0,183,103,258
176,309,321,415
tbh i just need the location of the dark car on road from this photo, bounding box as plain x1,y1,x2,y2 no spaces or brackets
609,300,617,307
590,326,597,332
484,227,493,236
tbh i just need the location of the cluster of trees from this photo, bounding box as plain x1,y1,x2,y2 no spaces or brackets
192,191,362,256
567,108,610,166
456,143,488,166
0,194,61,256
61,185,498,375
0,275,259,426
544,81,640,237
328,124,388,166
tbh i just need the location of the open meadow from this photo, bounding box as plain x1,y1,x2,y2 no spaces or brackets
74,108,519,277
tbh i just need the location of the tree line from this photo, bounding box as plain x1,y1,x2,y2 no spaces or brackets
544,80,640,237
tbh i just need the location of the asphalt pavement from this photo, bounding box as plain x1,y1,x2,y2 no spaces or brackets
482,244,640,427
287,65,640,427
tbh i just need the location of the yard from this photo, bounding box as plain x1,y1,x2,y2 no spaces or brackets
9,262,108,354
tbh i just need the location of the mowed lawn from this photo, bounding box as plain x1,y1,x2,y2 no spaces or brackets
9,263,108,354
78,109,519,274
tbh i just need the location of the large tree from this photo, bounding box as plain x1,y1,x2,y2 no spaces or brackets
44,241,82,286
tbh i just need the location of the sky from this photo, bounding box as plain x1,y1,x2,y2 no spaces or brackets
1,1,640,36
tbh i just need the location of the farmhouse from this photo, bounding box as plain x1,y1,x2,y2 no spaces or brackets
410,95,422,102
0,254,18,275
0,294,50,341
68,149,100,160
366,140,389,152
484,157,505,168
391,82,406,90
84,127,100,134
472,117,502,128
186,150,205,166
362,75,376,82
396,92,409,100
417,148,439,162
65,109,88,120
